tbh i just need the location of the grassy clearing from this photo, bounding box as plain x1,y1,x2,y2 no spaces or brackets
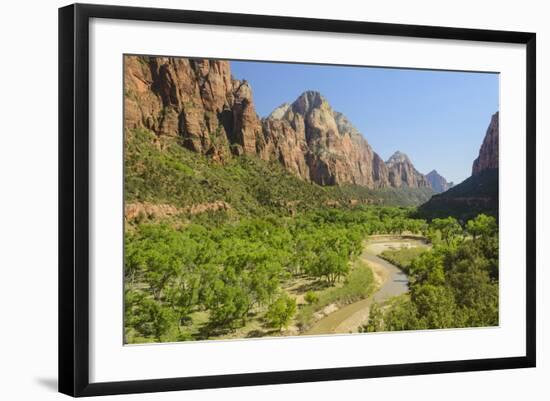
379,246,427,272
295,260,375,331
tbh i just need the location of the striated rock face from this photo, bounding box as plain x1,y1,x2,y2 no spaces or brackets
262,91,391,187
426,170,454,193
125,56,428,189
472,112,499,175
385,151,430,188
124,56,262,162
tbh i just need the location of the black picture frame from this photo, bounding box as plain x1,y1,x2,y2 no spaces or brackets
59,3,536,397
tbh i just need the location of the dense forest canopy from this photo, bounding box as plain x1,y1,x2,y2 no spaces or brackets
363,214,498,332
124,128,498,343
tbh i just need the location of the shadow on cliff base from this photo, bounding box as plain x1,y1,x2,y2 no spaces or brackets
416,168,499,222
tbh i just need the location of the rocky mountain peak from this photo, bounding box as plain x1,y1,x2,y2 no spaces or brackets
233,79,253,100
472,112,499,175
261,90,387,187
333,112,362,139
268,103,291,120
386,151,411,165
384,151,430,188
291,90,329,115
426,169,453,193
125,56,431,191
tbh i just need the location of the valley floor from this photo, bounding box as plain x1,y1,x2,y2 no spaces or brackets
191,235,428,341
304,236,428,336
124,200,499,343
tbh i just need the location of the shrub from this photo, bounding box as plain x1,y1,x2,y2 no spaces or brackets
265,294,296,331
304,291,319,305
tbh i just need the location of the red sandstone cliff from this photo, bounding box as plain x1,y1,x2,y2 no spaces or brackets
125,55,430,190
472,112,499,175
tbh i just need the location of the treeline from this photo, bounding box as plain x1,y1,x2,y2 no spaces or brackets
362,214,499,332
124,207,425,342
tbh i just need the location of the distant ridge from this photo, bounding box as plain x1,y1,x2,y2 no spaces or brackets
384,151,430,189
426,170,454,193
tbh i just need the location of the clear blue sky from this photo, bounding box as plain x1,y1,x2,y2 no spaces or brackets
231,60,499,185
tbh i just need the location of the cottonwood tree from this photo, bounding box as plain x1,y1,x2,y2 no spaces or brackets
266,294,296,331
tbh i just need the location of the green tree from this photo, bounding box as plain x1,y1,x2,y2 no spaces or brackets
379,296,421,331
265,294,296,331
164,270,201,329
125,291,175,341
360,302,384,332
466,214,497,240
207,268,252,329
314,250,349,284
304,291,319,305
125,224,199,300
408,251,445,287
412,284,456,329
429,217,463,247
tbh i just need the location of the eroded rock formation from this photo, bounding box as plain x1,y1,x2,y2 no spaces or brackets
426,170,454,193
385,151,430,188
125,56,430,189
124,56,261,162
261,91,392,187
472,112,499,175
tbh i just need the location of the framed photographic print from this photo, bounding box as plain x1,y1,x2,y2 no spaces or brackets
58,3,536,397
